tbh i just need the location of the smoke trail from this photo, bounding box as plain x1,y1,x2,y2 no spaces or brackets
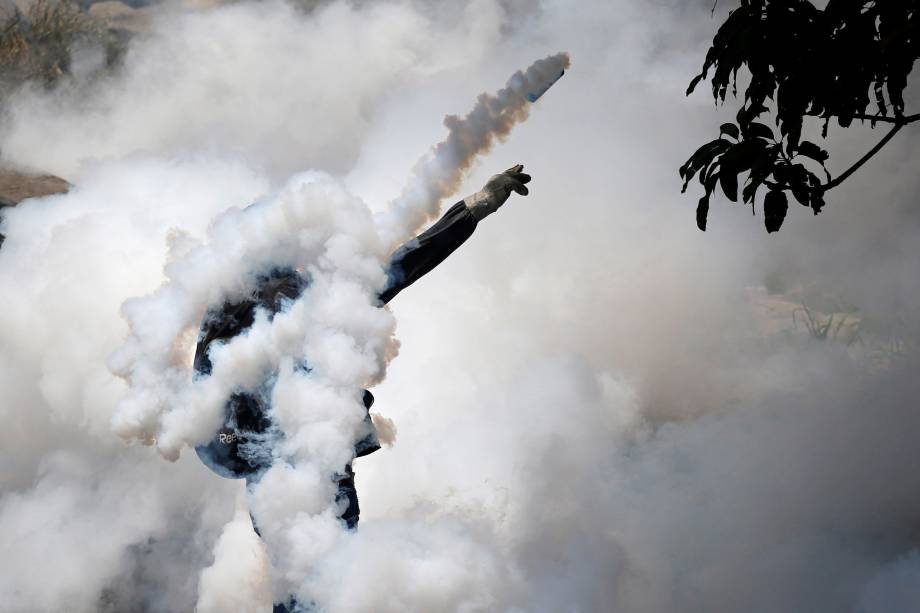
377,52,570,249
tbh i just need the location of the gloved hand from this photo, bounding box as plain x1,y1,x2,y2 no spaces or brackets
463,164,532,221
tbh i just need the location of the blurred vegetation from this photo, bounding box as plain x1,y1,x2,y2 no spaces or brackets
681,0,919,233
0,0,333,92
0,0,119,91
793,303,859,344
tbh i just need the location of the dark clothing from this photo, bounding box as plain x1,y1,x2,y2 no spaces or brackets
335,465,360,529
192,269,306,377
194,201,478,505
378,201,477,303
193,268,312,480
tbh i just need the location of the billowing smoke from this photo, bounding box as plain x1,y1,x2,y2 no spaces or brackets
2,0,920,612
104,46,568,606
108,52,569,461
196,493,272,613
107,170,394,460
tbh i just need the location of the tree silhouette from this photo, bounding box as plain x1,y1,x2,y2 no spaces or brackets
680,0,919,233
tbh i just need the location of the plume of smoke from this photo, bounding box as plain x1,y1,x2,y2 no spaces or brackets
105,51,568,605
108,170,393,460
370,412,397,447
196,491,272,613
377,52,570,249
0,156,261,613
108,50,569,458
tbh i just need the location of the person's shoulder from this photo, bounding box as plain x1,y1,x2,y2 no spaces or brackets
257,267,307,307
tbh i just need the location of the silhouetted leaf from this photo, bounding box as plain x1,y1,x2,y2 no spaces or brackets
687,73,705,96
680,139,731,192
720,170,739,202
796,140,829,162
696,195,710,231
720,123,740,139
745,122,775,141
810,189,826,214
764,190,788,233
737,103,768,126
790,185,811,208
742,147,779,204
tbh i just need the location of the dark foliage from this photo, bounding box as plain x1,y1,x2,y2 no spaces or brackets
680,0,920,233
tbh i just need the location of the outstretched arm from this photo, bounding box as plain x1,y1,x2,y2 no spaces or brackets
379,165,531,304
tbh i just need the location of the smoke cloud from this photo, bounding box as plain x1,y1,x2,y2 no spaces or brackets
378,51,568,247
2,0,920,612
97,46,568,606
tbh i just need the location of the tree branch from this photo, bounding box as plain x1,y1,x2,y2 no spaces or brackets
806,112,920,125
821,122,905,192
849,113,920,125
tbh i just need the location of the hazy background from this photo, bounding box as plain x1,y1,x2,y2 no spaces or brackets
2,0,920,611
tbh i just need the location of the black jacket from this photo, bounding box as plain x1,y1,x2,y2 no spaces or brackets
195,202,478,479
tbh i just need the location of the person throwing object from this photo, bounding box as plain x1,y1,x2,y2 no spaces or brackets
193,165,531,612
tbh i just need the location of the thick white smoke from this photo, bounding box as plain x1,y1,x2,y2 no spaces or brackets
108,52,569,461
196,492,272,613
2,0,920,612
101,40,568,605
107,171,393,459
